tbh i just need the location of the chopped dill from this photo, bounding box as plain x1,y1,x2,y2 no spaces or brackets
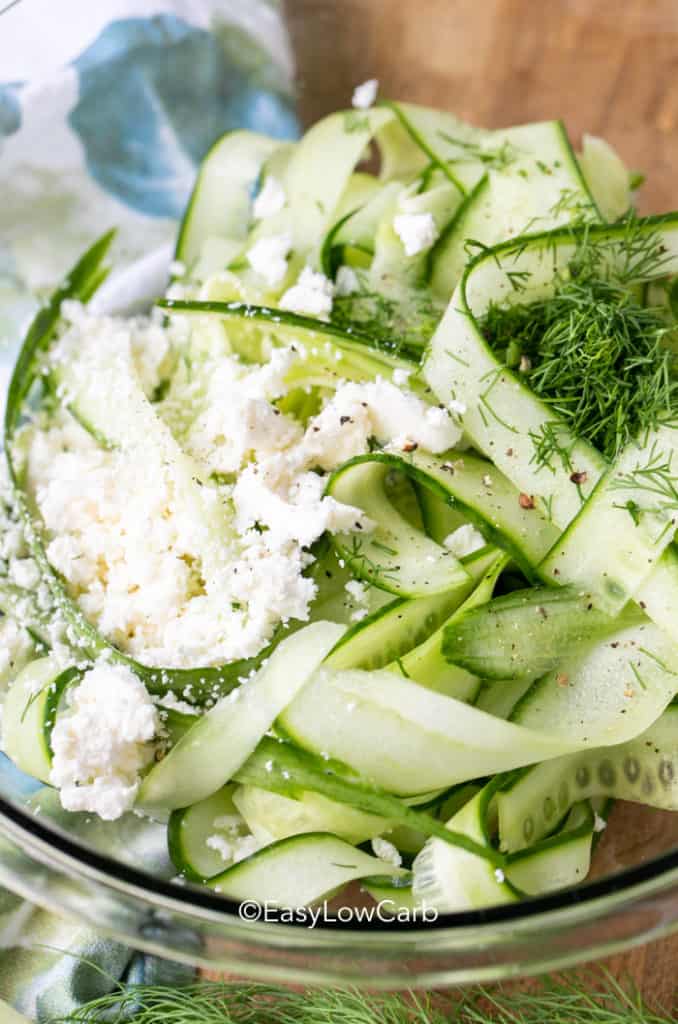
482,225,678,460
436,130,519,171
331,285,444,356
609,441,678,517
55,971,673,1024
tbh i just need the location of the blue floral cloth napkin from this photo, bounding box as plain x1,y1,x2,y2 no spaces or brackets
0,1,297,1018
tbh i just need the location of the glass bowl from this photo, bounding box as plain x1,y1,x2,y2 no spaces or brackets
2,0,678,988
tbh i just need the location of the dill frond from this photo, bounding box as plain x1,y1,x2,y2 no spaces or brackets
331,288,444,358
482,226,678,462
53,971,672,1023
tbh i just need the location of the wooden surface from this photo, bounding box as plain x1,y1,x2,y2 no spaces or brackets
244,0,678,1006
286,0,678,215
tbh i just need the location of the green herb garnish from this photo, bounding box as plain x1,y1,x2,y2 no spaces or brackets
482,226,678,460
54,972,671,1023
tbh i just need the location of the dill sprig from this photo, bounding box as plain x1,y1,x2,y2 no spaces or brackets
482,227,678,461
52,972,672,1023
332,287,444,357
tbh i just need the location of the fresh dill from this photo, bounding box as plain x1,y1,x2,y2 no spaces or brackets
436,130,519,171
346,535,399,585
54,972,672,1023
482,224,678,461
529,421,576,475
332,286,444,357
609,442,678,516
343,111,371,134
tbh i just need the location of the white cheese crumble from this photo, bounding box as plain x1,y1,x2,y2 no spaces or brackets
443,524,485,558
246,233,292,287
26,304,462,670
345,578,370,622
593,812,607,833
392,367,412,388
0,617,34,695
279,267,335,318
448,398,467,417
206,810,261,866
393,212,439,257
352,78,379,110
371,836,402,868
49,662,158,820
301,379,461,466
207,832,260,865
252,176,286,220
335,265,360,297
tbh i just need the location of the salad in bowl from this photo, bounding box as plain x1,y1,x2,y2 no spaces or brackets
1,81,677,915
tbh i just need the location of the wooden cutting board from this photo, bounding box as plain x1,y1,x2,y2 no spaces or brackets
208,0,678,1006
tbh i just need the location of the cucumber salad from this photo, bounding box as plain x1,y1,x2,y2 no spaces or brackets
2,81,678,915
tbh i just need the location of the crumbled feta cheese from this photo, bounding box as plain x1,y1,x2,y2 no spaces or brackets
352,78,379,110
49,662,158,821
443,524,485,558
393,212,438,256
279,267,335,318
371,836,402,868
234,463,371,550
156,692,198,717
25,298,463,673
206,834,233,862
593,812,607,833
0,617,35,694
301,379,461,467
8,557,40,590
206,831,260,865
335,265,360,297
494,867,506,884
392,367,412,388
253,176,286,220
345,579,369,604
247,233,292,287
345,578,370,621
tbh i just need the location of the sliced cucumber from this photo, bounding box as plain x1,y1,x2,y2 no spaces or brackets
157,297,419,365
326,459,469,598
2,658,79,782
207,832,404,908
167,786,243,882
279,663,575,796
413,783,595,911
504,802,595,896
539,424,678,614
424,216,678,530
412,789,517,912
511,619,678,745
175,131,283,270
578,134,632,222
234,737,502,864
390,550,506,699
362,876,418,914
430,117,597,298
442,585,641,682
327,450,559,581
138,621,344,811
498,706,678,852
417,485,469,544
321,181,403,277
473,678,534,720
324,580,481,674
233,784,387,846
